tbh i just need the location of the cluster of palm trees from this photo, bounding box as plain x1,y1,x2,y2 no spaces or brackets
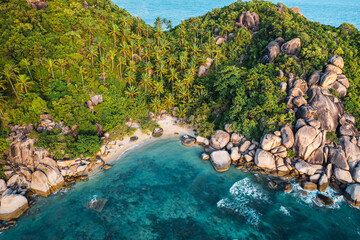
0,0,229,117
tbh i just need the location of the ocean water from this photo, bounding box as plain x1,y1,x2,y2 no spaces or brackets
2,139,360,239
113,0,360,28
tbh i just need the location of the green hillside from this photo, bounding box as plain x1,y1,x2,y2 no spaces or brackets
0,0,359,159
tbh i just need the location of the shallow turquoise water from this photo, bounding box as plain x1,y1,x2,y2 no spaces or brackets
113,0,360,28
2,139,360,239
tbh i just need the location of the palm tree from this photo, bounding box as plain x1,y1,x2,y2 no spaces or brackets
16,74,32,93
87,45,98,66
152,81,164,98
125,71,136,86
55,59,67,77
100,56,107,75
84,19,95,46
178,55,187,74
167,68,178,93
45,59,56,81
183,70,194,95
164,93,176,111
178,26,186,45
167,54,177,68
119,42,129,60
125,85,139,98
108,49,117,71
96,37,105,58
109,24,120,49
140,72,152,93
224,22,233,36
0,92,7,115
2,64,18,100
20,59,33,81
79,66,87,88
156,60,167,83
117,55,126,80
142,48,151,63
150,97,162,114
144,61,154,76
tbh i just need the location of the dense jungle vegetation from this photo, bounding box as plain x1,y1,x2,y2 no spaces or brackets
0,0,359,160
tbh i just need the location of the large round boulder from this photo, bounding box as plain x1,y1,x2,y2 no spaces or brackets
254,149,276,170
210,130,230,150
281,125,294,149
260,134,282,151
210,150,231,172
237,11,259,32
320,70,337,87
328,55,344,69
294,126,323,160
281,38,301,55
0,194,29,221
30,170,51,197
344,183,360,207
334,168,354,184
295,160,323,176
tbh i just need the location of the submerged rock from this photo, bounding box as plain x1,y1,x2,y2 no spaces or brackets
316,194,334,206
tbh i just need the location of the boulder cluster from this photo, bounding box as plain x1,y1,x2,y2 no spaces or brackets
261,37,301,64
26,0,48,10
0,124,105,223
184,55,360,208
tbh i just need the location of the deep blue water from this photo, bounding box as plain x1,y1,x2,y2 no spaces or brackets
2,139,360,239
113,0,360,28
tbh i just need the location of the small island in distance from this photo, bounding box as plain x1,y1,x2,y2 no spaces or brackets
0,0,360,238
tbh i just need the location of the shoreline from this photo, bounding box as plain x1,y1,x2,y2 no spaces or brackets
100,117,195,164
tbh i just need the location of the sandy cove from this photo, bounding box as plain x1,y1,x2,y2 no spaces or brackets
100,117,195,164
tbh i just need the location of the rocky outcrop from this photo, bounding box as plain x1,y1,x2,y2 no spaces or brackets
190,55,360,209
294,126,323,160
281,38,301,55
236,11,259,32
27,0,48,10
86,94,103,113
295,160,323,176
262,37,301,64
345,184,360,207
261,37,284,64
210,130,230,149
291,7,304,16
254,149,276,170
0,194,29,221
197,58,213,77
260,134,281,151
30,171,51,197
210,150,231,172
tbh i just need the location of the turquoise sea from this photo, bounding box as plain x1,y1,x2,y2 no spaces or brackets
113,0,360,28
2,139,360,239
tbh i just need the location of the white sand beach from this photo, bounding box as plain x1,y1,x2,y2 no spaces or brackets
100,117,195,163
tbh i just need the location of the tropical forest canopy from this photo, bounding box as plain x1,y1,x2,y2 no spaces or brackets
0,0,359,159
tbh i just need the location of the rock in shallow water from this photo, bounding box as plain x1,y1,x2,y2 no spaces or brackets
210,150,231,172
0,194,29,221
316,194,334,206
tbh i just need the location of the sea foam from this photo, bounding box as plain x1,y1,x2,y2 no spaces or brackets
217,178,269,225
